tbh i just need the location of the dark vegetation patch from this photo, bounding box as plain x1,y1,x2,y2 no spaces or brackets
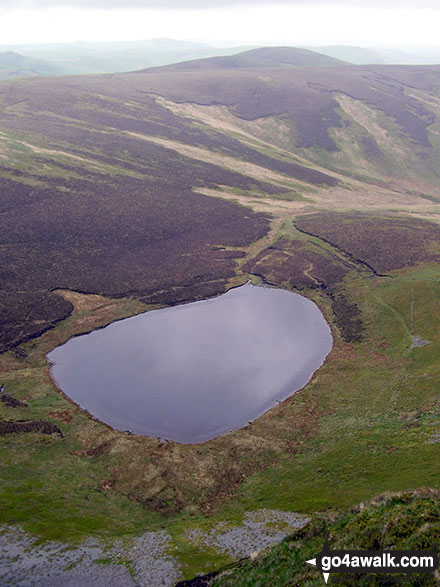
53,106,337,185
0,166,270,352
244,236,349,290
126,68,344,151
360,135,382,161
195,489,440,586
244,236,364,342
0,291,73,354
0,419,63,437
0,176,55,213
331,294,364,343
141,278,231,306
0,393,28,408
296,213,440,273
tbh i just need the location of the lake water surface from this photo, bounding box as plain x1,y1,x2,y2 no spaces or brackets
48,284,332,443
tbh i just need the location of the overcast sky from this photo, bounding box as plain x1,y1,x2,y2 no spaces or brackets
0,0,439,48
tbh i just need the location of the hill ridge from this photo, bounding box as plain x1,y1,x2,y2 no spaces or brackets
139,45,347,73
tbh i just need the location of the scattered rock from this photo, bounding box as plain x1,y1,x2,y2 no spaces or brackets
0,526,179,587
411,336,431,349
0,510,310,586
185,509,310,559
429,433,440,444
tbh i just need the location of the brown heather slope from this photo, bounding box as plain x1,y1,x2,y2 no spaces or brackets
134,56,440,153
0,168,271,353
296,213,440,273
1,50,440,351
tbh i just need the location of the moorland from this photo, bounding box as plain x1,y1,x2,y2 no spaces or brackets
0,46,440,584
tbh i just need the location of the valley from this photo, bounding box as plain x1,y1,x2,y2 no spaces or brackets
0,47,440,584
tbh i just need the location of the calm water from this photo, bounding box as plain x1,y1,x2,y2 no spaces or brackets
48,284,332,443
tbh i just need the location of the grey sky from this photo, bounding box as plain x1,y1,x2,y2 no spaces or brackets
0,0,439,47
1,0,440,9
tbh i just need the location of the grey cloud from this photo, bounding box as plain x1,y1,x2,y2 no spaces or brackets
1,0,440,9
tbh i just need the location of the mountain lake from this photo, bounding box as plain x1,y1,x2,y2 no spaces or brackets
47,283,333,443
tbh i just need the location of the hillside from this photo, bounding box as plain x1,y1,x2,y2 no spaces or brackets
310,45,386,64
0,40,258,76
188,489,440,586
0,47,440,584
144,46,346,72
0,51,63,80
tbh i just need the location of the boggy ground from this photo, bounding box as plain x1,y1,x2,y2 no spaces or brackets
1,212,440,581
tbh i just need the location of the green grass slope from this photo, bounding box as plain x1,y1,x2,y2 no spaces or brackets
200,489,440,586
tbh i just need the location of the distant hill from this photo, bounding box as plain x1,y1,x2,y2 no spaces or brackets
0,51,63,80
0,40,258,76
312,45,440,65
310,45,385,64
1,41,439,80
143,46,346,73
370,47,435,65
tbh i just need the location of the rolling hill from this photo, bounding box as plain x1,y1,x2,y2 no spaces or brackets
0,39,259,76
0,46,440,584
309,45,386,64
144,46,346,72
0,51,64,80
